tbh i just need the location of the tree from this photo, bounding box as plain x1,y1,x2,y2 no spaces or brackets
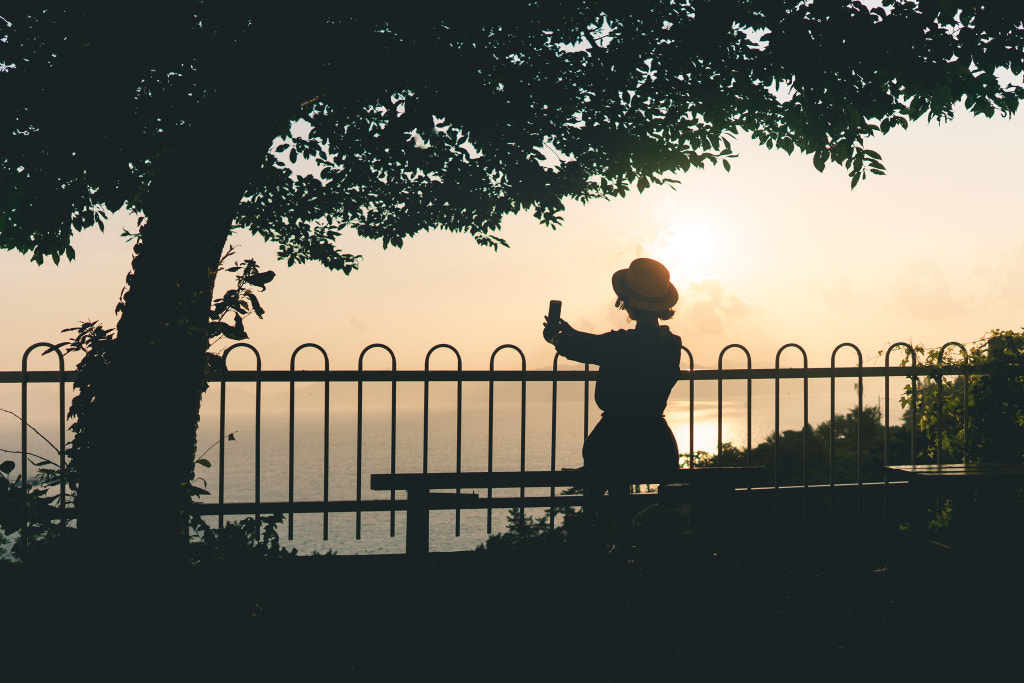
901,330,1024,465
705,404,911,485
2,2,1023,567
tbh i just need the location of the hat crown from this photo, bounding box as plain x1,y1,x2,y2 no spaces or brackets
611,257,679,311
625,258,671,298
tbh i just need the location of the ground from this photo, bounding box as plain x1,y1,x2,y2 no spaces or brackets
4,524,1021,679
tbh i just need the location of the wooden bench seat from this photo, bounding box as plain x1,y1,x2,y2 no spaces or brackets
371,467,766,555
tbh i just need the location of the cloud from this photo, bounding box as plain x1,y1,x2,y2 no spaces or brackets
811,275,862,315
988,237,1024,307
885,258,970,320
675,279,753,335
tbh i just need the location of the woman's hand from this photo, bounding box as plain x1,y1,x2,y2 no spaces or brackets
542,317,575,345
542,316,559,344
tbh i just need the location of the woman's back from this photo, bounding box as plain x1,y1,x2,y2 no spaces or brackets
557,324,681,418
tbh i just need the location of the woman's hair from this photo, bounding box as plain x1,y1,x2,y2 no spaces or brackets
615,297,675,321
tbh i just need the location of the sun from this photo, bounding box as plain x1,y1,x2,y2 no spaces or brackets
643,222,719,282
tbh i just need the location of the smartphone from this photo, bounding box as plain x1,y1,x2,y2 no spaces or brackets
548,300,562,322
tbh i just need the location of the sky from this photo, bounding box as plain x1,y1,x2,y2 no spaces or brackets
3,105,1023,375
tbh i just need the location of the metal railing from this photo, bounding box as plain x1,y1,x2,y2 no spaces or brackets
1,340,988,550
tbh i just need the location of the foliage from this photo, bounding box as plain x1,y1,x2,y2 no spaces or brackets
188,512,296,564
0,409,73,563
759,405,910,483
206,246,276,349
692,406,912,484
898,330,1024,464
4,3,1024,265
478,507,576,553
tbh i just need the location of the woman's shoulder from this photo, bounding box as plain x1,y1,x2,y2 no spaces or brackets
613,326,682,349
660,327,683,347
659,328,683,354
592,328,633,348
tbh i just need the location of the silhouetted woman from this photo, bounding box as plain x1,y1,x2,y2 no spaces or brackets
543,257,682,490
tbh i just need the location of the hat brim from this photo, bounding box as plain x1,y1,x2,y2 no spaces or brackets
612,269,679,311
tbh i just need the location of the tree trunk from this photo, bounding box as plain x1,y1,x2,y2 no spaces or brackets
71,92,291,603
74,171,230,560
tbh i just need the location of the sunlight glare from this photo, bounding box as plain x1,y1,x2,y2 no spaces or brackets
643,221,719,283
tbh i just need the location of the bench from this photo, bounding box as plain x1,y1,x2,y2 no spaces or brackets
884,463,1024,542
370,467,766,555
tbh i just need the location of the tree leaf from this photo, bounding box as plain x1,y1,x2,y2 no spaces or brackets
813,150,827,173
243,271,276,290
245,292,265,318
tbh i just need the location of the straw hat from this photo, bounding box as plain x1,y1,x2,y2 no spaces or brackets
612,258,678,311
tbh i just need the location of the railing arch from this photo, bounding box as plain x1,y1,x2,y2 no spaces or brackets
219,343,262,530
289,343,330,540
358,344,398,538
424,344,463,535
884,343,917,467
936,342,970,465
550,352,560,485
774,343,809,490
20,343,67,513
830,343,864,489
487,344,527,533
680,345,695,468
717,344,752,473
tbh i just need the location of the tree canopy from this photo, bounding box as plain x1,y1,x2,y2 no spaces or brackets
5,1,1022,267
